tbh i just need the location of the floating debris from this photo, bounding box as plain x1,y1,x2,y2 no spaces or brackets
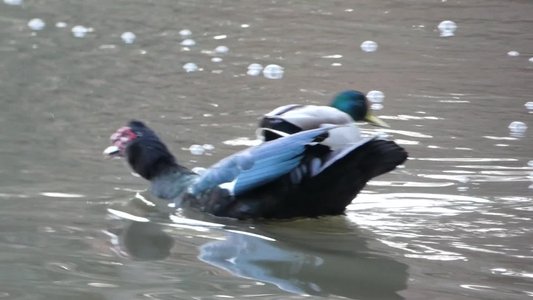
120,32,136,44
71,25,89,38
367,90,385,103
189,144,205,155
507,51,520,57
183,62,198,72
214,45,229,54
180,39,196,46
438,20,457,37
179,29,192,37
262,64,284,79
3,0,22,5
28,18,45,31
247,63,263,76
360,40,378,52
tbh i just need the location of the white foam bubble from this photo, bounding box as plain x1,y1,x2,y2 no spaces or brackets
71,25,89,38
241,24,250,28
120,32,136,44
28,18,45,31
211,57,223,63
507,51,520,57
247,63,263,76
367,90,385,103
262,64,284,79
202,144,215,151
508,121,527,136
189,144,205,155
55,22,67,28
183,62,198,72
529,57,533,63
180,39,196,46
4,0,23,5
525,102,533,111
214,45,229,54
213,35,227,40
179,29,192,37
438,20,457,37
360,40,378,52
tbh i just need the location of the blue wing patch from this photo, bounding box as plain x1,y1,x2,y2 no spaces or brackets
190,126,333,196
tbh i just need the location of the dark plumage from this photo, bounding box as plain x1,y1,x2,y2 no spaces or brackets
105,119,407,220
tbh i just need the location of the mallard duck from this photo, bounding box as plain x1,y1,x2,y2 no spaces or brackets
259,90,389,141
104,116,407,219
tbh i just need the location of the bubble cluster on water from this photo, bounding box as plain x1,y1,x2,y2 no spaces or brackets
3,0,22,5
183,62,198,72
438,20,457,37
360,40,378,52
28,18,45,31
120,32,136,44
262,64,284,79
247,63,263,76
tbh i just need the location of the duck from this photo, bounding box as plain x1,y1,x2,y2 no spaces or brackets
104,110,406,220
259,90,390,141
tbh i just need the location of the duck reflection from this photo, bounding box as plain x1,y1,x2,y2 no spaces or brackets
116,216,407,299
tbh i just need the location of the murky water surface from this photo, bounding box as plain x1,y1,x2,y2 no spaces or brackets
1,0,532,299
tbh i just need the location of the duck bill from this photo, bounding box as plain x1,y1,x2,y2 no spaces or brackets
364,113,390,128
103,145,122,158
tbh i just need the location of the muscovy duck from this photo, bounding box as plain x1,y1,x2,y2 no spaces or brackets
259,90,389,141
105,119,407,219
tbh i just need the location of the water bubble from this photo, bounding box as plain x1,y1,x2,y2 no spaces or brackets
183,62,198,72
55,22,67,28
527,160,533,168
367,90,385,103
28,18,45,31
241,24,250,28
71,25,89,38
438,20,457,37
331,62,342,67
180,39,196,46
211,57,223,63
508,121,527,137
3,0,22,5
214,45,229,54
179,29,192,37
529,57,533,63
120,32,136,44
192,167,207,175
507,51,520,57
360,40,378,52
189,144,205,155
263,64,284,79
247,63,263,76
525,102,533,112
202,144,215,151
213,35,227,40
371,103,384,110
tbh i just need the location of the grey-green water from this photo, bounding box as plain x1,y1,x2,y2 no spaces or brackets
1,0,532,299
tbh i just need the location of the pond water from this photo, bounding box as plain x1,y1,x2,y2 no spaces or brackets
1,0,532,299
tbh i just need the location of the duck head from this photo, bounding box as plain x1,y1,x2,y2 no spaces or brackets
330,90,389,128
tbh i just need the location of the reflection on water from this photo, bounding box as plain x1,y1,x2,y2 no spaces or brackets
112,215,407,299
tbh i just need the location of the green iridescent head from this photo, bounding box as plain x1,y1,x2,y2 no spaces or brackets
330,90,389,127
